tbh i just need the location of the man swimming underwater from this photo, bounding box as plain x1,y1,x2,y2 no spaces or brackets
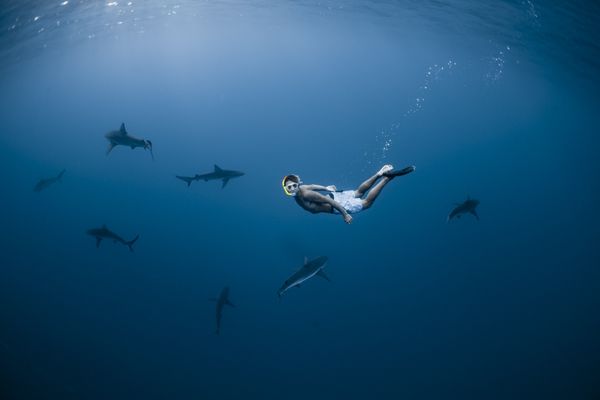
282,164,415,224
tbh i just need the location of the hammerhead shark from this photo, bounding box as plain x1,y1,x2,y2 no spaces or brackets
86,224,139,251
278,256,330,299
34,169,65,192
210,287,235,335
196,165,244,189
105,123,153,159
447,196,480,222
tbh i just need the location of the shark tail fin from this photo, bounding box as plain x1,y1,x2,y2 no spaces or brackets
145,140,154,161
126,235,140,252
176,176,193,187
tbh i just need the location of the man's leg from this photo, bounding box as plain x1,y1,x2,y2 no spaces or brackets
355,165,393,197
361,165,416,210
361,177,391,210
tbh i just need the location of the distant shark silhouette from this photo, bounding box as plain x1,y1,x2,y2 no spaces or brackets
195,165,244,189
278,256,330,299
86,224,139,251
34,169,65,192
210,286,235,335
105,123,153,159
447,196,480,222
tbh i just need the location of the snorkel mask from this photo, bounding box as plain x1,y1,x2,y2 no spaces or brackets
282,175,301,196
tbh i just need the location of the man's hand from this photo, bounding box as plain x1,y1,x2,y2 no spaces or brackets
343,214,353,224
326,185,337,191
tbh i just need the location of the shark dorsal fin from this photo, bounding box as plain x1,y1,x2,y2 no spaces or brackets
304,256,308,265
119,123,127,135
214,164,222,172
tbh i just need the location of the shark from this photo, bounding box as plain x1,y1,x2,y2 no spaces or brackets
447,196,480,222
105,123,153,159
196,165,244,189
278,256,330,299
86,224,139,251
210,286,235,335
34,169,65,192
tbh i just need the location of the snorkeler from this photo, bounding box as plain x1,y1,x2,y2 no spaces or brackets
282,164,415,224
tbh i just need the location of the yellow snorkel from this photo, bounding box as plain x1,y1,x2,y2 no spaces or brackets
282,177,292,196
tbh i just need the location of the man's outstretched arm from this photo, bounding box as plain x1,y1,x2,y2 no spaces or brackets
301,190,352,224
301,184,337,192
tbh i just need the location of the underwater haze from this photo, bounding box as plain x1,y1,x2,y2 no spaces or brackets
1,1,599,399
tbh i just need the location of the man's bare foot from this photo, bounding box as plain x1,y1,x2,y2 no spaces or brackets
377,164,394,177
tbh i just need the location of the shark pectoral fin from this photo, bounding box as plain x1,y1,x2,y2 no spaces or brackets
95,237,102,248
106,143,116,155
226,300,235,308
221,178,230,189
470,210,479,220
316,269,331,282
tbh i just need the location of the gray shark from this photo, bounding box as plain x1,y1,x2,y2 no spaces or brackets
34,169,65,192
175,175,198,187
447,196,480,222
105,123,153,159
86,224,139,251
210,286,235,335
196,165,244,189
278,256,330,299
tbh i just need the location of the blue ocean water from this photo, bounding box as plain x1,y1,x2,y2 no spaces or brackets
1,1,599,398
